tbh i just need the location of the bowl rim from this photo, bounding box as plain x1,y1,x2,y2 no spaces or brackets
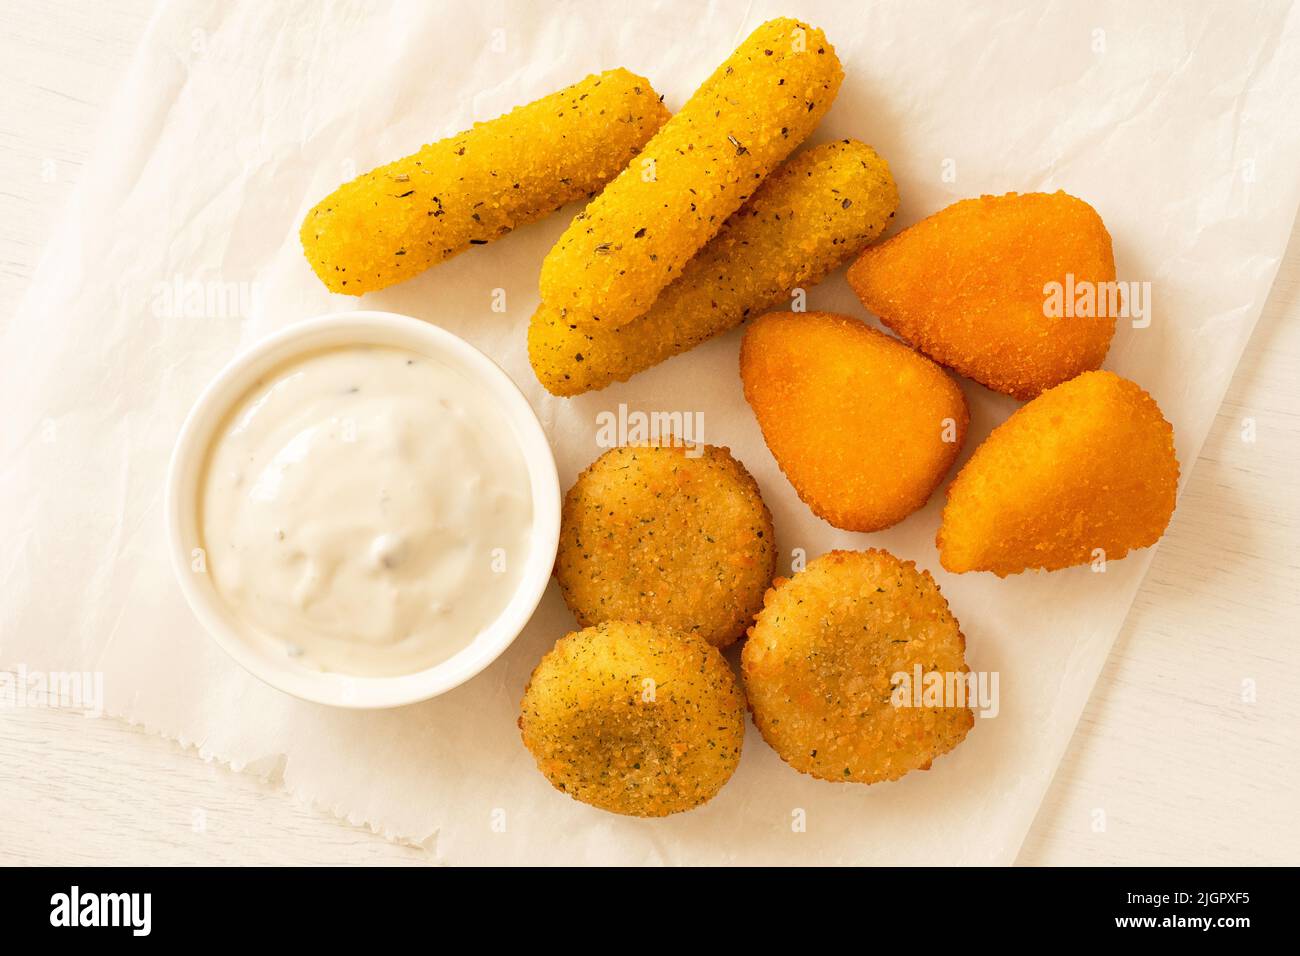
164,309,560,709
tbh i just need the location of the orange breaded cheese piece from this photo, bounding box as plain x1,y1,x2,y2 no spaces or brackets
938,370,1179,576
848,191,1116,399
301,69,669,295
740,311,968,532
540,17,844,327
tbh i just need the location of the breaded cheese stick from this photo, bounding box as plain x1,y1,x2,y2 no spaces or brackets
529,139,897,395
539,17,844,327
300,69,669,295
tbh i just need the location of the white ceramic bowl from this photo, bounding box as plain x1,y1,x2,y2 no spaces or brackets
165,310,560,709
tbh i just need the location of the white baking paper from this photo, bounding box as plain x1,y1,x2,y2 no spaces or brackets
3,0,1299,864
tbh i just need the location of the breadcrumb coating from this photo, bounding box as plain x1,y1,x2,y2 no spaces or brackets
740,311,968,532
539,17,844,327
300,69,669,295
528,139,898,395
519,622,746,817
556,442,775,648
847,191,1116,399
742,550,974,784
938,370,1179,575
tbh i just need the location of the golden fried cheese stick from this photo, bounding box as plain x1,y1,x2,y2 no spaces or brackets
529,139,896,395
539,17,844,327
300,69,669,295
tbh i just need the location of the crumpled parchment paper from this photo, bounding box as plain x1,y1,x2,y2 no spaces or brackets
3,0,1298,864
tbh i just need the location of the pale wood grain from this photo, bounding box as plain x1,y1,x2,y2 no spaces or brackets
1019,235,1300,866
0,0,433,868
1,0,1296,866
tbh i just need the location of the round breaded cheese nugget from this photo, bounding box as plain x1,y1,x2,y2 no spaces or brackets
519,622,746,817
740,311,968,532
938,370,1179,576
742,550,974,784
556,442,775,648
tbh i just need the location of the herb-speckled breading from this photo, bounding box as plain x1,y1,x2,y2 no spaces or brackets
742,549,974,784
519,622,746,817
528,139,898,395
556,442,776,648
300,69,669,295
539,17,844,328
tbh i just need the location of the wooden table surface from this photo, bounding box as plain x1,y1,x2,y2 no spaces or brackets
2,0,1296,866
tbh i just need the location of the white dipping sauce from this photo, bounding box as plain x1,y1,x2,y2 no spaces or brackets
199,345,533,677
